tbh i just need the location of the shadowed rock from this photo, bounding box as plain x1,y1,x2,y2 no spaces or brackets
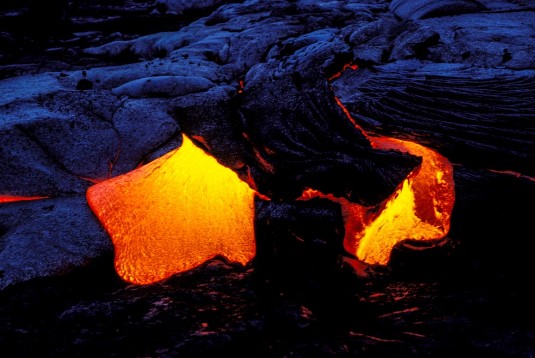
0,197,112,290
0,125,89,197
390,0,486,20
238,44,421,205
332,61,535,176
112,75,214,98
171,85,249,171
154,0,229,15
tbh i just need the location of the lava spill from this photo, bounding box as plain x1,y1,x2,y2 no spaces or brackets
86,134,257,285
0,196,48,204
302,97,455,271
86,81,455,284
298,136,454,271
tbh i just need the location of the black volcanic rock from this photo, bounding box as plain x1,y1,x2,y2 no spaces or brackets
110,97,181,174
389,0,486,20
0,196,112,290
392,11,535,68
332,62,535,176
171,85,249,170
0,0,533,291
254,197,345,283
239,51,420,204
0,123,89,198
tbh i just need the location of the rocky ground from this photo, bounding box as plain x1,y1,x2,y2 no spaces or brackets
1,0,534,356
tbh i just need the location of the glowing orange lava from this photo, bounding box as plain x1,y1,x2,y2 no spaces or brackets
329,63,358,81
356,136,455,265
300,136,455,270
87,87,455,284
86,134,257,285
0,195,48,204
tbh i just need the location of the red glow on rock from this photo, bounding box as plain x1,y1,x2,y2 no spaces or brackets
86,69,456,283
329,63,358,81
487,169,535,182
298,135,455,272
334,96,371,141
0,195,48,204
314,97,457,272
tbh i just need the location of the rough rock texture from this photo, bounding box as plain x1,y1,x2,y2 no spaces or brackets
0,0,534,356
0,197,112,290
389,0,486,20
332,62,535,175
154,0,231,15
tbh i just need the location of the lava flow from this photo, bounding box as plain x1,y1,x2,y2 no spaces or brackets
0,195,48,204
86,134,257,285
86,93,454,285
299,97,455,271
357,137,455,265
300,136,454,271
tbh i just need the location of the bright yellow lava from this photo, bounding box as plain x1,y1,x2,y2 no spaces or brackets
300,137,455,268
351,137,455,265
86,134,256,285
87,128,454,282
328,96,455,268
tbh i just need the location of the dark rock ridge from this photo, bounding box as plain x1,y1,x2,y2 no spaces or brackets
389,0,486,20
0,0,534,356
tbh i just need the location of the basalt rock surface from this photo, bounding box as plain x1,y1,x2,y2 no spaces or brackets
0,0,534,356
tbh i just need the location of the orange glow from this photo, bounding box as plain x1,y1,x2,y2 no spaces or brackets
329,63,358,81
86,75,455,282
334,96,370,141
0,195,48,204
86,134,257,285
299,136,455,269
354,136,455,265
327,94,455,270
488,169,535,182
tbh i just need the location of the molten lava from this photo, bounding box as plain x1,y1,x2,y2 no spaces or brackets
300,137,455,269
86,85,455,284
329,63,358,81
355,137,455,265
0,195,48,204
86,134,256,285
327,96,455,268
